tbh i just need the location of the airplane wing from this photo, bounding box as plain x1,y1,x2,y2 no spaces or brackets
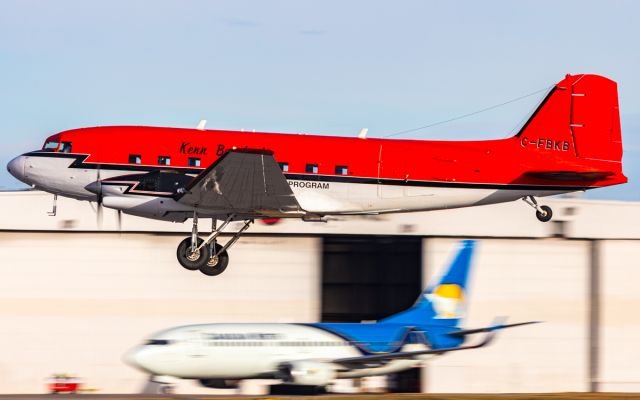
175,149,302,215
333,319,539,368
333,331,497,368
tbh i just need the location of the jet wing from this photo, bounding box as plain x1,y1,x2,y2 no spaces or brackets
333,319,539,368
175,149,302,215
333,331,497,368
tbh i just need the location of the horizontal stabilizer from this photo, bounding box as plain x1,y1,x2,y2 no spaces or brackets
447,320,541,336
525,171,615,181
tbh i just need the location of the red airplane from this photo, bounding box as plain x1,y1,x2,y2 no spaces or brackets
6,74,626,277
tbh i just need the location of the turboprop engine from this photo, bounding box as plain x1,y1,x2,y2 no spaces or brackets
277,361,337,386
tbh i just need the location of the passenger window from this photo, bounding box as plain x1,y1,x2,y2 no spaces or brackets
43,141,59,151
188,157,201,167
158,156,171,166
59,142,72,153
129,154,141,164
278,162,289,172
335,165,348,175
305,164,318,174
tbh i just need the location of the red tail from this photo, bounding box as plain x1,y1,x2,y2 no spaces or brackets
515,74,625,185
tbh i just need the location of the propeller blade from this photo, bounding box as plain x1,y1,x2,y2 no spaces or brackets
96,166,103,228
96,203,103,228
116,210,122,232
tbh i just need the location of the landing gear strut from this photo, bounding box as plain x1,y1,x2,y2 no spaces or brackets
176,213,253,276
522,196,553,222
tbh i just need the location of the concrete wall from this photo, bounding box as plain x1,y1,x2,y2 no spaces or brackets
600,240,640,392
424,238,589,393
0,232,320,393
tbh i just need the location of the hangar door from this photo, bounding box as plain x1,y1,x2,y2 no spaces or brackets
321,235,422,392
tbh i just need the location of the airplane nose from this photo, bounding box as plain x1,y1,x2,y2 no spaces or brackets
6,156,26,182
123,347,153,373
124,348,142,368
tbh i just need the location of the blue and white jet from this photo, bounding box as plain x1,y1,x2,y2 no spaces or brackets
125,240,537,392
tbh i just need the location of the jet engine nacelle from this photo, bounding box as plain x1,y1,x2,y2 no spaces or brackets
277,361,336,386
198,379,239,389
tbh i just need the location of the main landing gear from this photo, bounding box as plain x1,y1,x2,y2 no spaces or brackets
176,213,253,276
522,195,553,222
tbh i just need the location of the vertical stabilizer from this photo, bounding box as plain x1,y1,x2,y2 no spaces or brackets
516,74,623,164
381,240,476,327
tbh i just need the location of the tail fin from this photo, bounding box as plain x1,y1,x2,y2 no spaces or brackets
381,240,475,327
516,74,623,164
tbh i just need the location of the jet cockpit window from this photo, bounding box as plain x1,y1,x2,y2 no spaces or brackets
59,142,72,153
43,140,59,151
145,339,172,346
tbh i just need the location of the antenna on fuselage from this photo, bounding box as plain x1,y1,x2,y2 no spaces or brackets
358,128,368,139
196,120,207,130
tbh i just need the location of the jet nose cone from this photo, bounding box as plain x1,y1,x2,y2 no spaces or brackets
6,156,26,182
124,347,152,373
124,348,142,369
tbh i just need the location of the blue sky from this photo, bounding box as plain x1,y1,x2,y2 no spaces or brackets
1,0,638,199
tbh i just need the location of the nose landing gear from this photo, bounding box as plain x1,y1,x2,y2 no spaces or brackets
522,196,553,222
176,213,253,276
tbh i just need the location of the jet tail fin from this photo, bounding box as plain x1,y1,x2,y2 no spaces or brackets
381,240,475,327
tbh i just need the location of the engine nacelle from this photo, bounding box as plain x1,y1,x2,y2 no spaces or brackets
198,379,239,389
277,361,336,386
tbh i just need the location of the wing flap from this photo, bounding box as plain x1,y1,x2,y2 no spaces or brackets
176,150,301,214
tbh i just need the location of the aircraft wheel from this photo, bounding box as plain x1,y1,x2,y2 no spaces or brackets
199,243,229,276
536,205,553,222
159,385,174,394
177,237,210,270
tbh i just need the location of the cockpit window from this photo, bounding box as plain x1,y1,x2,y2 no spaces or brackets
59,142,72,153
145,339,171,346
43,141,59,151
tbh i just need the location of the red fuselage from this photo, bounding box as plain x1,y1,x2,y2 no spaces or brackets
29,125,627,190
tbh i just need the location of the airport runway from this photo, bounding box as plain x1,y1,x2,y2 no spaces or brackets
2,393,640,400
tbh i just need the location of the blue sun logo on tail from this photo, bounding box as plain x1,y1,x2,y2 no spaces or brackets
426,283,466,319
